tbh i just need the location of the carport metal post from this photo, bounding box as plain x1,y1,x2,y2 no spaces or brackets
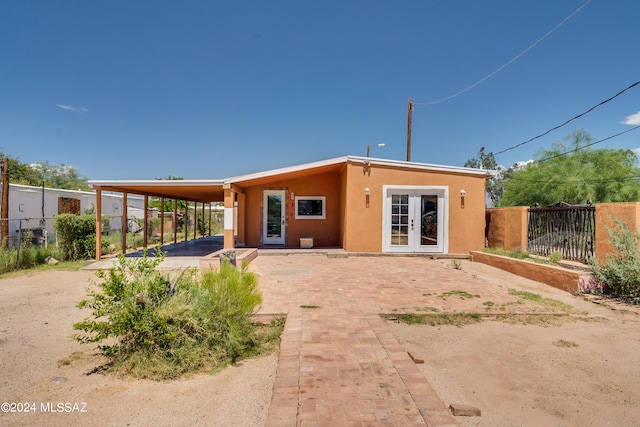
183,201,188,242
143,195,148,249
95,188,102,260
160,197,165,246
121,192,127,255
201,202,206,237
193,201,197,241
173,200,177,244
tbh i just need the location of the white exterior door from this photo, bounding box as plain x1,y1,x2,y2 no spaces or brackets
382,186,448,253
263,190,286,245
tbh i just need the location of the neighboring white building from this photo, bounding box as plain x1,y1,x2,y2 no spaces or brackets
2,183,144,245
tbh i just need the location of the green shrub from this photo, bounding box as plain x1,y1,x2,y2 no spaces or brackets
74,251,172,355
54,213,97,260
0,243,52,274
0,248,16,274
589,219,640,300
159,261,263,364
74,252,271,379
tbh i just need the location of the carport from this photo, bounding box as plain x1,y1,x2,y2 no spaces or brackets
88,179,236,260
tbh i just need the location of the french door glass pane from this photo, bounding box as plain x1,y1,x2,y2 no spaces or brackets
420,195,438,245
267,195,282,238
391,194,409,246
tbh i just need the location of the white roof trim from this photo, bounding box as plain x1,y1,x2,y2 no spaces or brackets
87,155,489,188
88,179,226,188
348,156,490,175
224,156,351,183
225,155,488,183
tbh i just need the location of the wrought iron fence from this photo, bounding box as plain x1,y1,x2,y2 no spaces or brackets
527,203,595,262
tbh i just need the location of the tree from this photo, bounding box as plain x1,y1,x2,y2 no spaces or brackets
464,147,508,206
499,130,640,207
31,161,90,191
0,152,89,190
0,152,40,185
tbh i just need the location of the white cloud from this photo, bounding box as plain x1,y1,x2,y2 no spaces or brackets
56,104,88,113
621,111,640,125
632,147,640,157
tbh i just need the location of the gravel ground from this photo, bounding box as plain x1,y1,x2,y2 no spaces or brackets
0,270,276,427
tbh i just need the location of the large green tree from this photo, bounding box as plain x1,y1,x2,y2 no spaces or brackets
1,152,89,190
499,130,640,207
31,161,90,191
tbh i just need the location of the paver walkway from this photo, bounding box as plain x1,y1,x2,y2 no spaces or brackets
251,254,520,426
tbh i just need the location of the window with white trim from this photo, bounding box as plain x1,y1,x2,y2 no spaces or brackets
295,196,326,219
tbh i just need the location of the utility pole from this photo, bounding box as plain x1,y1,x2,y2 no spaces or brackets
406,98,413,162
1,157,9,248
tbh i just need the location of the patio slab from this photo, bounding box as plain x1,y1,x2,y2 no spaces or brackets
250,255,521,426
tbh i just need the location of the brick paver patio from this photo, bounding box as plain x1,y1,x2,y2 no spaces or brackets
250,254,523,426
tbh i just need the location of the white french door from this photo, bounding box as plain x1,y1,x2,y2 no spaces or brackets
263,190,286,245
383,186,448,253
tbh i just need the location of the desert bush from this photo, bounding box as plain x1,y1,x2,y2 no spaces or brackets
54,213,97,260
589,219,640,301
74,252,275,379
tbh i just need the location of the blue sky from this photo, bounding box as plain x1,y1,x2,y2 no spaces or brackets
1,0,639,180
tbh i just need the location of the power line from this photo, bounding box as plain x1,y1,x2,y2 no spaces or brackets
536,124,640,163
502,125,640,185
507,176,640,185
413,0,592,106
495,81,640,156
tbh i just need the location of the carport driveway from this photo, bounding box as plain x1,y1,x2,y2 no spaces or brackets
251,255,520,427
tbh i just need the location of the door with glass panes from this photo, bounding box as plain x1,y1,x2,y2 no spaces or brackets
263,190,286,245
383,186,447,253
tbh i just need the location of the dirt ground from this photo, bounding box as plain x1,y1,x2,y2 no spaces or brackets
388,263,640,427
1,263,640,426
0,269,276,427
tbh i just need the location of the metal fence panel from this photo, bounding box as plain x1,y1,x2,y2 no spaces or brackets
0,217,57,248
527,205,595,262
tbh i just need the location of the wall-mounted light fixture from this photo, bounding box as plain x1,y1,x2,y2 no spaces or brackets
460,189,466,209
290,192,295,200
460,189,466,197
365,188,370,196
365,188,370,208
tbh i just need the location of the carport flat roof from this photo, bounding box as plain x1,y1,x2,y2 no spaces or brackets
88,179,226,203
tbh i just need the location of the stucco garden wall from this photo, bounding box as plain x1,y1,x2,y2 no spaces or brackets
485,207,528,251
486,202,640,263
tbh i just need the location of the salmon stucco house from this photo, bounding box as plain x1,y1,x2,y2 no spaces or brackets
89,156,488,258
